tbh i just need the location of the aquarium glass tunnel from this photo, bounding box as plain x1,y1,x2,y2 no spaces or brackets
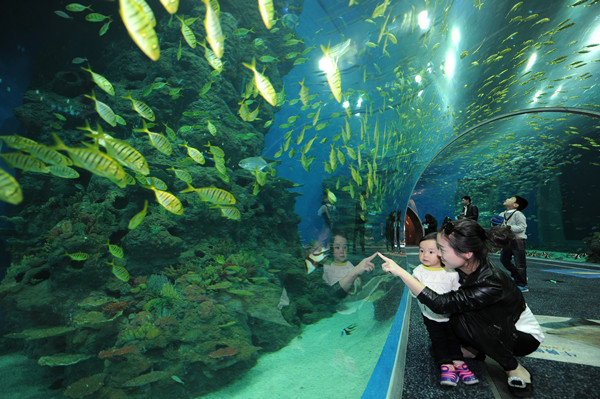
0,0,598,398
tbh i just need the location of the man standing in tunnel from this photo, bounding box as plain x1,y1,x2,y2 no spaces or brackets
458,196,479,221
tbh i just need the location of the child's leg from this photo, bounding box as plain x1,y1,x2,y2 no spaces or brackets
440,319,464,361
422,316,458,387
437,319,480,385
422,316,454,365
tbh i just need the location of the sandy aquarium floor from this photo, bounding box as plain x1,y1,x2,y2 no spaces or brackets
200,293,395,399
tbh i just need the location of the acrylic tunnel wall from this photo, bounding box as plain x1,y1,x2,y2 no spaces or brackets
1,0,600,398
411,108,600,253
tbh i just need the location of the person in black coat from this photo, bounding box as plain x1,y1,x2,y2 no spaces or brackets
423,214,438,235
385,211,400,252
458,196,479,221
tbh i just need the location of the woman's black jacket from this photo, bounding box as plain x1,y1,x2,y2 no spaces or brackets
417,259,525,370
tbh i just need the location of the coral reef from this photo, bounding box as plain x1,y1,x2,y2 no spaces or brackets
0,1,356,397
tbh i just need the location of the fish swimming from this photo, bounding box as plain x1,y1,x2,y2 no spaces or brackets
238,156,268,171
305,246,329,274
341,323,357,336
0,168,23,205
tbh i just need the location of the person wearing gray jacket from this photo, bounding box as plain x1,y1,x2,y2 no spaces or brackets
499,196,529,292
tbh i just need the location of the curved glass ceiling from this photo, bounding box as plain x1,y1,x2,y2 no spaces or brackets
264,0,600,244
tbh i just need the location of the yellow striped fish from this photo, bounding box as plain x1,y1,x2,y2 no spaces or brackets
299,78,309,106
214,158,227,175
84,90,117,127
163,122,176,140
253,169,267,186
138,175,167,190
0,167,22,205
312,106,321,126
82,123,116,149
106,241,124,258
52,134,128,188
320,44,342,102
207,120,217,136
149,187,184,215
179,143,205,164
104,137,150,175
0,135,39,151
180,183,235,205
63,251,90,261
0,152,49,174
242,103,260,121
242,58,277,106
86,13,110,22
134,122,172,155
177,15,197,48
167,166,193,183
205,142,225,159
128,200,148,229
25,143,72,166
119,0,160,61
124,172,136,186
121,91,155,121
249,104,260,121
238,102,251,121
218,205,241,220
133,0,156,26
81,65,114,95
209,0,220,16
159,0,178,14
258,0,275,29
199,41,223,72
48,164,80,179
201,0,224,59
108,260,130,282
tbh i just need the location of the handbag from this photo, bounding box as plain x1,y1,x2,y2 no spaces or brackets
491,215,504,226
491,211,516,226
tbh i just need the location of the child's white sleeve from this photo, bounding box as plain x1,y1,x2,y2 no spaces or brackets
450,271,460,291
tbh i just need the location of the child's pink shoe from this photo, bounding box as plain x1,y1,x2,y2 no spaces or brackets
440,364,458,386
456,362,479,385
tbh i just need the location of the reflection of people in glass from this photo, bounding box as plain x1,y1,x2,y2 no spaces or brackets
317,191,336,245
412,233,479,386
322,235,375,297
385,211,400,252
353,191,367,254
378,219,541,398
423,214,438,235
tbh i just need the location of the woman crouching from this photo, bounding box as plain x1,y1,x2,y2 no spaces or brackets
379,219,542,398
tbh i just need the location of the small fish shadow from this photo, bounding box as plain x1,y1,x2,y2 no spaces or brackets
341,323,357,336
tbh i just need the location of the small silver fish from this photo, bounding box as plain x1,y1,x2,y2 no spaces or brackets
238,156,268,171
54,10,73,19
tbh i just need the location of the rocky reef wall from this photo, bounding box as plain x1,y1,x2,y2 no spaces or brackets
0,1,349,398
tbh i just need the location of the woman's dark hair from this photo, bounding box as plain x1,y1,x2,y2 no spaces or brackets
420,232,437,243
440,219,514,266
